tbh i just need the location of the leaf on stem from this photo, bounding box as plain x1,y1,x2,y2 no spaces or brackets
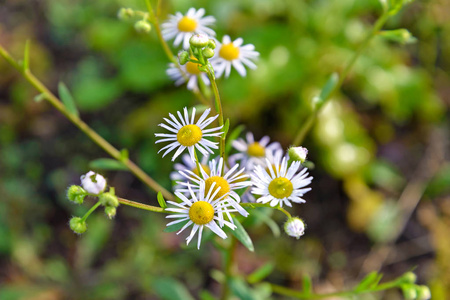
225,125,245,155
157,191,167,209
164,220,189,233
152,277,195,300
119,149,129,161
247,263,274,284
58,82,79,117
316,73,339,109
228,277,258,300
89,158,128,171
34,93,47,102
230,217,254,252
354,271,383,292
251,209,280,237
223,118,230,137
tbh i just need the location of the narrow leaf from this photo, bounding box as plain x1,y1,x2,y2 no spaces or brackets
164,220,189,233
230,217,254,252
302,275,312,295
34,93,46,102
157,191,167,209
223,118,230,137
355,271,383,292
23,39,30,71
317,73,339,107
225,125,245,155
379,29,416,44
152,277,195,300
119,149,129,161
247,263,274,284
89,158,128,171
228,277,257,300
252,209,280,237
58,82,79,117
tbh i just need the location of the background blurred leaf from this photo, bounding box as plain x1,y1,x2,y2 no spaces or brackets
152,277,195,300
89,158,128,171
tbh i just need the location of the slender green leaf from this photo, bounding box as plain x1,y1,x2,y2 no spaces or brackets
252,209,280,237
225,125,245,154
58,82,79,117
157,191,167,209
247,263,274,284
302,275,312,295
223,118,230,137
164,220,188,233
379,29,416,44
34,93,46,102
355,272,383,292
200,290,217,300
317,73,339,107
230,217,254,252
228,277,258,300
23,39,30,71
152,277,195,300
119,149,129,161
89,158,128,171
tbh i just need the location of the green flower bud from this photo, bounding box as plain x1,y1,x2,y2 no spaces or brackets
134,20,151,34
401,272,417,284
117,8,135,20
202,47,215,59
178,51,189,65
99,192,119,208
401,284,417,300
207,39,216,50
105,207,117,219
288,146,308,163
69,217,87,234
416,285,431,300
190,34,209,48
67,185,86,204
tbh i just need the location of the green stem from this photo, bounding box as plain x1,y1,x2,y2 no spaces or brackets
293,12,390,146
0,44,174,201
221,236,237,300
269,278,400,299
118,197,169,213
241,202,292,218
81,201,102,222
207,72,225,161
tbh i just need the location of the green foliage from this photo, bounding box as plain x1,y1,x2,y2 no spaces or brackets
89,158,128,171
229,217,254,252
152,277,195,300
58,82,79,117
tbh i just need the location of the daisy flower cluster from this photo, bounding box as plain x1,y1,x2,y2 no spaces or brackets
155,107,313,248
162,7,259,91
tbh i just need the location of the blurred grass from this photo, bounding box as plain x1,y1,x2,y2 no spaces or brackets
0,0,449,299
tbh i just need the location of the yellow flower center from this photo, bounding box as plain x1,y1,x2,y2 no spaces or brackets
247,142,265,157
191,164,211,177
204,176,230,200
268,177,293,199
177,124,202,146
185,61,201,75
177,16,198,32
189,201,214,225
219,43,240,61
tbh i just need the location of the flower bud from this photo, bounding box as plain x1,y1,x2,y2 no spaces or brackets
284,217,305,239
288,146,308,163
190,34,209,48
207,39,216,50
134,20,152,34
401,284,417,300
117,8,135,20
80,171,106,195
105,206,117,219
67,185,86,204
99,192,119,208
401,272,417,284
69,217,87,234
416,285,431,300
202,47,215,59
178,51,189,65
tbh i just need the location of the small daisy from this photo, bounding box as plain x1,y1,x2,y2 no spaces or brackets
252,156,312,207
161,8,216,49
211,35,259,78
165,182,241,249
166,61,210,91
176,157,250,218
230,132,282,171
155,107,223,162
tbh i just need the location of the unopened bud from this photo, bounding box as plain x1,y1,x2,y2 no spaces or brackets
284,217,305,239
80,171,106,195
207,39,216,50
416,285,431,300
178,51,189,65
117,8,135,20
69,217,87,234
401,284,417,300
402,272,417,284
202,47,215,59
190,34,209,48
134,20,151,34
99,192,119,208
288,146,308,163
105,206,117,219
67,185,86,204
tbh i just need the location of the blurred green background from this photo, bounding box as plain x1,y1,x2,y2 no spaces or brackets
0,0,449,299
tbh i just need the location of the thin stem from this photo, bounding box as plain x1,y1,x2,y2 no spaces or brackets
0,44,174,201
118,197,169,213
220,236,237,300
293,12,390,146
207,72,225,161
241,202,292,218
81,201,102,222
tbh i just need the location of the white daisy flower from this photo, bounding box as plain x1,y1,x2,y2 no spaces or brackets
176,157,250,218
170,154,210,182
155,107,223,162
211,35,259,78
161,8,216,49
252,156,312,207
165,182,242,249
166,61,210,92
230,132,282,171
80,171,106,195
